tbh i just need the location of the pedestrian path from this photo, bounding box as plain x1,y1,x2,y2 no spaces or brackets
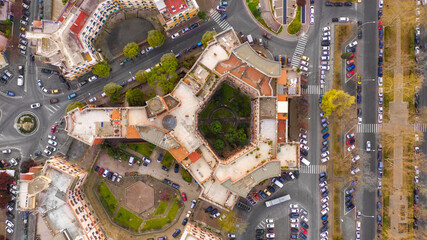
302,85,326,95
300,165,326,174
209,10,231,30
413,123,427,132
291,35,309,68
256,220,267,229
356,124,382,133
44,105,61,114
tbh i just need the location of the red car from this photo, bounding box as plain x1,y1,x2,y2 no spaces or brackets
263,32,271,39
346,70,354,78
300,227,308,234
181,192,187,201
348,53,354,59
98,168,105,175
378,20,383,27
346,59,354,65
346,138,355,146
51,125,57,133
252,192,260,200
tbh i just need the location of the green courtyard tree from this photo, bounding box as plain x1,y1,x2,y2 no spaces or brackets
147,30,165,48
210,121,222,133
160,53,178,73
65,102,84,113
143,60,179,94
213,139,225,150
236,128,247,143
225,128,238,143
92,60,111,78
201,30,217,47
123,42,140,59
104,82,123,96
320,89,355,117
126,88,146,106
197,11,206,20
135,69,147,83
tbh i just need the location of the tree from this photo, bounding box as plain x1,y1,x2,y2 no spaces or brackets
320,89,355,117
213,139,225,150
123,42,140,59
197,11,206,20
65,102,84,113
341,52,353,59
103,83,122,97
218,211,248,234
210,121,222,133
147,30,165,48
296,0,306,7
143,63,179,94
160,53,178,73
126,88,146,106
92,61,111,78
225,128,238,143
0,190,11,209
0,172,13,191
201,31,217,47
135,70,147,84
236,128,247,143
382,1,424,27
20,159,36,173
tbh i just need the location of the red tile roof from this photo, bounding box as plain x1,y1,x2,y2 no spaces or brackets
164,0,187,16
20,174,34,181
70,11,89,35
188,151,201,163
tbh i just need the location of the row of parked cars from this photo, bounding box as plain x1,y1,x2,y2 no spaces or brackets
288,204,309,239
5,182,18,234
318,172,329,239
299,127,311,165
274,55,291,67
320,26,332,74
18,1,31,56
43,127,58,156
94,165,122,182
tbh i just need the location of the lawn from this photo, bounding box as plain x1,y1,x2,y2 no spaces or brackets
161,152,175,168
200,101,217,119
114,207,143,232
142,199,181,230
287,6,301,35
211,108,234,119
126,142,156,158
98,181,118,215
181,169,192,183
154,201,169,215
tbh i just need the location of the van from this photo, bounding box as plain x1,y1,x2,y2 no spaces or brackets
67,93,77,100
247,35,254,45
338,17,350,22
17,76,24,86
300,157,310,166
273,179,283,188
128,156,135,166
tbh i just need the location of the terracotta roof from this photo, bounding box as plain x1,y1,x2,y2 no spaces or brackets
92,138,104,145
188,151,201,163
0,34,8,52
69,11,88,35
126,126,141,139
20,174,34,181
28,166,41,173
215,54,243,75
277,69,287,85
168,145,189,162
111,109,120,120
32,20,42,27
277,94,287,101
259,76,272,96
278,120,286,142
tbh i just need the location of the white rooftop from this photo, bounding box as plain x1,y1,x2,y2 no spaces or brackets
200,44,229,70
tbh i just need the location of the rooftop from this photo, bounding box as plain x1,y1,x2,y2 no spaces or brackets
233,42,281,77
164,0,188,16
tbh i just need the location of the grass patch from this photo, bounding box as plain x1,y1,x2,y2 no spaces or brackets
114,207,143,232
142,199,181,230
333,182,341,238
161,152,175,168
200,101,217,119
211,108,234,119
126,142,156,158
333,25,352,89
98,181,118,215
247,0,260,19
287,7,302,35
154,201,169,216
181,169,192,183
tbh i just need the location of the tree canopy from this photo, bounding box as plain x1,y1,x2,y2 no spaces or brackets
0,172,13,191
123,42,140,59
66,102,84,113
213,139,225,150
320,89,355,117
201,30,217,47
20,159,36,173
147,30,165,48
103,82,123,96
210,121,222,133
135,70,147,83
92,60,111,78
126,88,146,106
197,11,206,20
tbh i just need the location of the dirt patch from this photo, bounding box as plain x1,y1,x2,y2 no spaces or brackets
51,0,65,21
288,96,308,141
333,24,353,89
125,181,155,214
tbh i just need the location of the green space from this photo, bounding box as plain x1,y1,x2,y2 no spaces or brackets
114,207,143,231
181,169,192,183
126,142,156,158
142,199,180,230
154,201,169,215
98,182,118,215
287,6,302,35
211,108,234,119
161,152,175,168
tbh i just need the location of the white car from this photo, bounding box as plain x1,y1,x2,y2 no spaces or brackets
2,149,11,154
30,103,41,109
323,26,331,32
300,139,308,145
266,218,274,223
48,140,58,146
321,196,329,203
89,97,97,103
266,223,274,228
146,46,154,52
17,75,24,86
6,226,13,234
48,135,56,140
319,181,327,188
366,141,371,151
378,77,383,86
378,0,383,9
310,6,314,14
378,181,382,189
323,31,331,36
22,3,30,9
348,41,358,47
300,215,308,222
290,208,298,213
321,157,329,163
322,46,330,51
321,66,330,71
171,32,180,39
101,92,107,97
20,20,28,26
18,44,27,50
321,207,329,215
321,151,329,158
320,186,328,193
300,66,309,72
378,113,383,123
322,36,331,41
310,15,314,25
88,76,98,82
290,204,299,209
347,145,355,152
352,155,360,163
7,205,13,211
290,223,298,228
378,87,383,97
10,159,18,166
378,106,383,113
299,133,307,139
44,149,52,155
321,202,329,209
351,168,360,175
190,199,197,209
102,169,109,177
321,56,330,61
5,220,14,228
356,220,361,230
301,60,309,67
290,218,299,223
300,144,309,151
322,51,329,56
358,117,362,124
320,231,328,238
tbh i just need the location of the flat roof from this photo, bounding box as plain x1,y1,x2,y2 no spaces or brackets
233,42,281,77
70,11,89,35
164,0,188,16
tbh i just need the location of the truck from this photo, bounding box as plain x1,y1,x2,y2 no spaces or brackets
247,34,254,45
265,194,291,207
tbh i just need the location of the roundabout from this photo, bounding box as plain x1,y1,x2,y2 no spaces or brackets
15,112,39,136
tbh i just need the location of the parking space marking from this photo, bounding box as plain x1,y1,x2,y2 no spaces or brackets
300,164,326,174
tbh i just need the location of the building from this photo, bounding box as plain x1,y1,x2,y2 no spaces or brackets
26,0,198,79
64,28,300,209
180,223,221,240
18,158,106,240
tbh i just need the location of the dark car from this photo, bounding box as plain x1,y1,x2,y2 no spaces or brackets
289,213,299,218
332,18,339,22
379,29,383,38
94,166,100,172
174,163,179,173
172,229,181,237
345,195,353,201
378,10,383,19
321,145,329,152
321,214,328,220
258,190,267,199
300,149,308,156
34,151,42,156
378,67,383,77
323,220,328,225
334,2,343,6
163,179,172,184
6,91,15,96
256,235,264,240
322,139,329,146
267,186,275,193
6,212,14,219
357,94,361,104
345,200,353,207
321,225,328,232
172,183,180,189
190,23,198,29
162,166,169,172
321,40,330,46
211,208,218,215
320,172,327,178
182,218,188,225
301,221,309,229
347,203,355,211
344,2,352,6
378,57,383,66
346,47,356,53
256,229,265,234
205,206,213,213
358,29,363,39
322,191,329,197
23,10,30,16
379,40,383,48
322,133,330,139
290,234,298,239
120,81,127,87
290,228,298,233
59,75,66,83
299,233,307,239
107,172,113,180
325,2,333,6
319,176,327,182
0,78,7,84
41,68,53,74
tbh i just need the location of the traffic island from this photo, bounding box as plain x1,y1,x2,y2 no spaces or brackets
16,113,38,135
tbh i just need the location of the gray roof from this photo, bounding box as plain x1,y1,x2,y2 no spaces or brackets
136,126,180,150
162,115,177,130
233,43,282,77
220,161,281,197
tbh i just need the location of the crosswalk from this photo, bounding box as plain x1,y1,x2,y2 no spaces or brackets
291,35,309,68
44,104,61,114
300,164,327,174
256,220,267,229
302,85,326,95
357,124,382,133
209,10,231,30
413,123,427,132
